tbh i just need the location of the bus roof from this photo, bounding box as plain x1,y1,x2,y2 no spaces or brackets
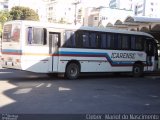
5,20,153,38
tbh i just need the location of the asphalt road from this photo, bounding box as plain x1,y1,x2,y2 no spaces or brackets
0,69,160,114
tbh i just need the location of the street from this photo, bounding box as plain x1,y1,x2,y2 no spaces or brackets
0,68,160,114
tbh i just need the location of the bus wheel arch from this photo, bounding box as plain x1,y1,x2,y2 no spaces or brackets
132,61,144,77
65,60,81,79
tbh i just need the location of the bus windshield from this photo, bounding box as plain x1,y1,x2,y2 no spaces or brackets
3,24,20,42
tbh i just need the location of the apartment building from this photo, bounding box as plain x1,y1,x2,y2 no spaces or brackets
84,7,133,27
46,0,74,24
109,0,119,8
45,0,83,25
0,0,8,11
134,0,160,18
109,0,133,10
109,0,160,18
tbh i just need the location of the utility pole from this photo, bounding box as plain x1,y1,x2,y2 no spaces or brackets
72,0,80,25
143,0,146,16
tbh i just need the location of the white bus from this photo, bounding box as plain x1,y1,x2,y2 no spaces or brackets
1,20,158,79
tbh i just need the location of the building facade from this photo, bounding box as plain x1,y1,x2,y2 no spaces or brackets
134,0,160,18
109,0,133,10
0,0,8,11
45,0,83,25
84,7,133,27
109,0,119,8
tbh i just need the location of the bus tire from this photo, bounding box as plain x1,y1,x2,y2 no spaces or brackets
65,63,80,80
132,64,143,77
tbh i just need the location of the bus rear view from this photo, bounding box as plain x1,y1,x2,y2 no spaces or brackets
1,21,21,70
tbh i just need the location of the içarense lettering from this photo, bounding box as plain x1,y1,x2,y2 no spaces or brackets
111,53,135,59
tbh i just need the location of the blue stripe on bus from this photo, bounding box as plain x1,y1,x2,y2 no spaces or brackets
2,49,22,53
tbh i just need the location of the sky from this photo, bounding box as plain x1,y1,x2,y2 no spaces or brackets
8,0,110,8
81,0,110,7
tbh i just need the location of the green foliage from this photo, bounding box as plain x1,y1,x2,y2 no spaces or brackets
10,6,39,21
0,6,39,36
0,24,2,37
0,10,11,24
0,10,11,37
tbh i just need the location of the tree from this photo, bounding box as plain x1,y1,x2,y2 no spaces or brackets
0,24,2,37
10,6,39,21
0,10,11,37
0,10,11,24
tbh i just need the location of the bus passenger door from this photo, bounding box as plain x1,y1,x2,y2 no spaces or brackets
48,32,60,72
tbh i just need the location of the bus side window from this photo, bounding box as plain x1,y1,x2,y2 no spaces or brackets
135,36,143,50
12,24,20,42
101,33,107,49
27,27,32,44
122,35,129,49
26,27,47,45
106,33,111,49
131,35,143,50
3,24,12,42
144,38,149,52
64,31,75,47
96,33,101,49
90,32,96,48
75,30,83,48
106,33,114,49
82,32,89,48
117,34,122,49
131,35,136,50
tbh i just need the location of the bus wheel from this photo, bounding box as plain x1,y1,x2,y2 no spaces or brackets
132,64,143,77
66,63,80,80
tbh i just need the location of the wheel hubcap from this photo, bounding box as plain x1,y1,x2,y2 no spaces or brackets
70,68,77,76
134,67,140,73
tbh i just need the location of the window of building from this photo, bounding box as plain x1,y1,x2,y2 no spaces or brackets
94,17,98,20
49,7,53,10
137,10,143,14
